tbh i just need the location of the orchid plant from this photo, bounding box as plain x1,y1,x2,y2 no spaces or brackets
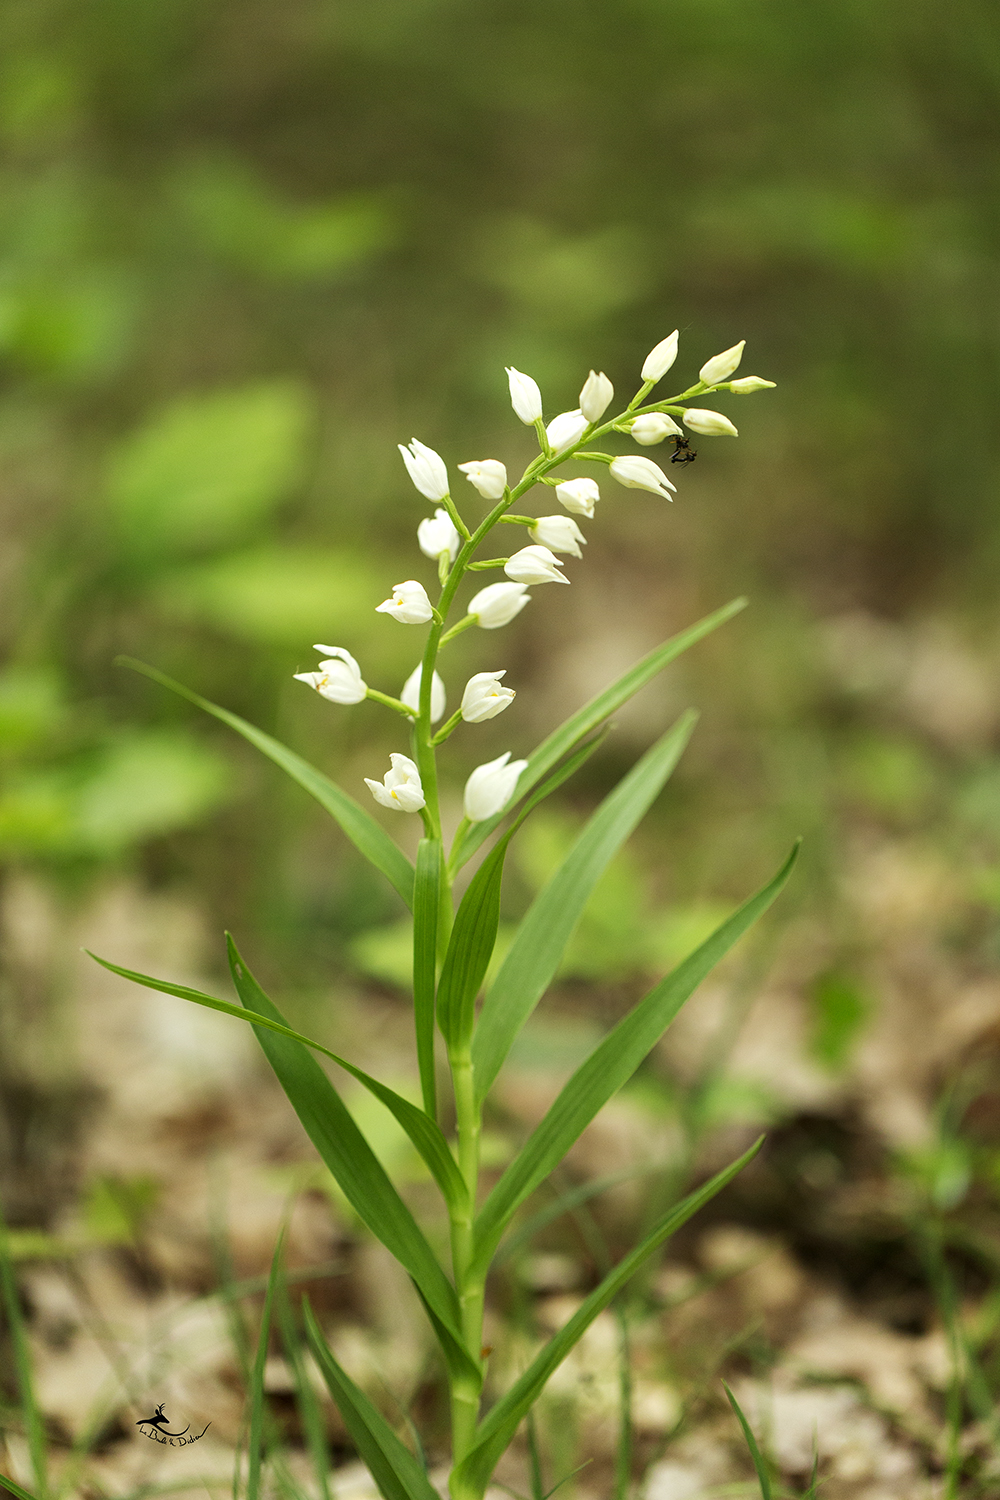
92,331,794,1500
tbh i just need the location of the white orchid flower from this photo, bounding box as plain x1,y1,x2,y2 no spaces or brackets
364,754,426,813
293,646,367,705
683,408,739,437
555,477,600,519
463,751,528,823
629,413,682,446
545,409,588,454
729,377,776,394
467,581,530,629
641,330,679,382
398,438,449,501
417,508,460,562
579,370,613,424
461,670,515,723
458,459,507,500
505,366,543,425
376,579,435,623
401,664,446,723
608,455,676,498
504,545,569,586
529,515,586,557
699,341,745,386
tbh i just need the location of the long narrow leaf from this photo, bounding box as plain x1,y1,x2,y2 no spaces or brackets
454,1142,762,1498
117,658,414,908
436,840,505,1054
0,1478,39,1500
472,712,698,1103
474,844,798,1266
723,1383,773,1500
452,598,746,869
303,1301,440,1500
413,840,442,1117
276,1289,332,1500
87,948,465,1208
438,734,610,1057
86,948,475,1381
247,1230,285,1500
224,943,478,1388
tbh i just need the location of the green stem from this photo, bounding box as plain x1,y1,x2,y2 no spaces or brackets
432,708,464,745
449,1045,484,1461
365,688,416,717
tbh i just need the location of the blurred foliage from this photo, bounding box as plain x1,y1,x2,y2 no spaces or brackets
0,0,998,1049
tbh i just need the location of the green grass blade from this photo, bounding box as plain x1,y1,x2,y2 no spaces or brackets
86,946,465,1209
474,844,797,1265
722,1382,772,1500
276,1289,333,1500
0,1200,48,1500
247,1230,285,1500
472,713,699,1104
0,1477,41,1500
454,1142,762,1498
117,658,414,908
303,1301,440,1500
413,840,442,1118
452,598,746,870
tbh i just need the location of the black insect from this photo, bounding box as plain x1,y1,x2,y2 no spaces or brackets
136,1404,190,1437
670,435,697,465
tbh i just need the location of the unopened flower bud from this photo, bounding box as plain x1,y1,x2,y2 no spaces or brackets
555,478,600,519
546,409,589,454
417,508,460,562
506,366,543,425
609,455,676,499
504,544,569,586
641,330,679,382
629,413,682,446
294,646,367,705
464,751,528,823
683,408,739,437
728,377,776,394
398,439,449,501
468,581,530,629
401,664,446,723
579,370,614,424
699,341,745,386
530,514,586,557
376,579,434,624
364,753,426,813
458,459,507,500
461,670,515,723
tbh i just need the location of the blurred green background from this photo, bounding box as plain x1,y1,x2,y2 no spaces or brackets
2,0,1000,1171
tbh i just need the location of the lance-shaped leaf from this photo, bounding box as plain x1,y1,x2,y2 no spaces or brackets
473,843,799,1269
438,735,608,1057
413,839,442,1117
452,597,746,870
225,943,478,1387
86,956,474,1382
304,1301,440,1500
87,945,466,1210
117,658,414,908
472,712,698,1103
453,1142,762,1499
0,1478,37,1500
